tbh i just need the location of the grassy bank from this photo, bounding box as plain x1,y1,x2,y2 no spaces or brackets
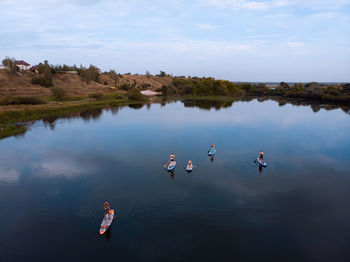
0,96,144,139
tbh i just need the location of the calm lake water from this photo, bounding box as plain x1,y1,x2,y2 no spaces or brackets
1,99,350,262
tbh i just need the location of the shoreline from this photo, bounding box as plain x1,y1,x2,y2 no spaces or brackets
1,94,349,140
0,97,145,139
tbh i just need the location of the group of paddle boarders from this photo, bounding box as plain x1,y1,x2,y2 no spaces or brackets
165,144,266,172
100,146,266,235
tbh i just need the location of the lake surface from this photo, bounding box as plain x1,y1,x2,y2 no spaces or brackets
1,99,350,262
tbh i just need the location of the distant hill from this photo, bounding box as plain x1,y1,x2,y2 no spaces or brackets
0,70,172,97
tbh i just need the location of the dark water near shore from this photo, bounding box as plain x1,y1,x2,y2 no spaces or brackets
1,99,350,262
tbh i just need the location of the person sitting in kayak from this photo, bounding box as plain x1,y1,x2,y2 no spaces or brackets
210,144,215,152
104,201,111,216
259,151,264,161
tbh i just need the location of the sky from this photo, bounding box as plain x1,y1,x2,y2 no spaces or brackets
0,0,349,82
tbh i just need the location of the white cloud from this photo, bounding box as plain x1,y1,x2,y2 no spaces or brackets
33,157,94,179
0,169,20,183
202,0,271,10
197,23,218,30
201,0,350,10
287,41,304,48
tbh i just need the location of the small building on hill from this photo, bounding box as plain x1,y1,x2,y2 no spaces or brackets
15,60,30,71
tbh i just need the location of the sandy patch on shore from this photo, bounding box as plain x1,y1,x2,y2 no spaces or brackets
141,90,161,96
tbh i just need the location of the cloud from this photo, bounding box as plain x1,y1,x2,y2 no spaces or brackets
201,0,350,10
202,0,271,10
0,0,349,81
34,158,91,179
197,23,218,30
287,41,304,48
0,168,20,183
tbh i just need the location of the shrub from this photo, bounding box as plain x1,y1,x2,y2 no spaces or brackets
89,92,104,100
120,84,131,91
157,71,167,77
127,89,146,101
50,86,67,101
31,75,53,87
78,65,100,83
0,96,44,105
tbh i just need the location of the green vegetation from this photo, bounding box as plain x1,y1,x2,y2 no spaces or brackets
156,71,168,77
0,124,27,140
127,88,148,101
30,60,53,87
170,77,245,96
0,97,143,140
78,65,100,83
0,96,44,105
50,86,67,101
108,70,119,87
161,77,350,105
89,92,104,100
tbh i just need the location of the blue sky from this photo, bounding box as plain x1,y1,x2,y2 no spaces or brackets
0,0,349,82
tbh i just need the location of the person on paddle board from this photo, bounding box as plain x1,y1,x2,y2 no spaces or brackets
187,160,193,169
259,150,264,161
170,153,175,162
210,144,215,152
104,201,111,216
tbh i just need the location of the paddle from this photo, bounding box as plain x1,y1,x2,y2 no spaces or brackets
163,159,170,168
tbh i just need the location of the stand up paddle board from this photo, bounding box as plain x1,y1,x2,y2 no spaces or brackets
257,158,267,167
186,164,193,172
208,149,216,156
100,209,114,235
167,161,176,171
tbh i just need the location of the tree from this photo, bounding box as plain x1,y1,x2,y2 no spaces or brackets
2,57,18,74
109,69,119,86
79,65,99,83
279,82,290,89
158,71,167,77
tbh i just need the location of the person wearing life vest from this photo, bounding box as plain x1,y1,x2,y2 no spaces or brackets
188,160,192,169
170,153,175,162
104,201,111,216
259,151,264,161
210,144,215,152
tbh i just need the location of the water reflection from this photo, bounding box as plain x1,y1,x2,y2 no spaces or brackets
103,225,112,241
42,107,119,131
182,99,235,110
2,97,350,141
0,98,350,262
128,103,144,109
181,96,350,113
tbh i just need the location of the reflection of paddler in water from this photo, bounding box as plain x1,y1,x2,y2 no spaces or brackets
104,227,112,241
258,165,263,174
210,156,214,162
